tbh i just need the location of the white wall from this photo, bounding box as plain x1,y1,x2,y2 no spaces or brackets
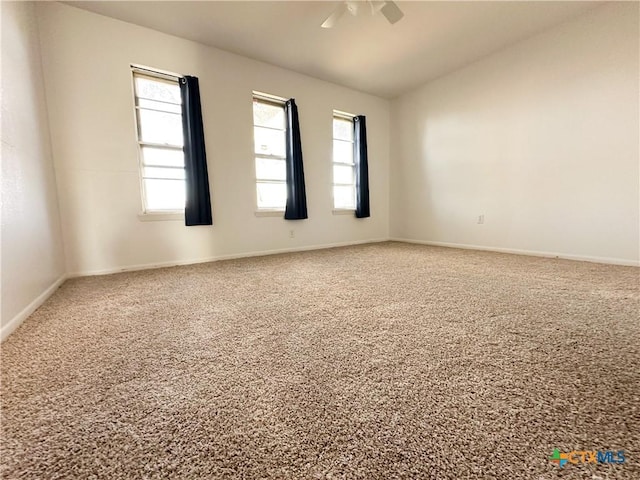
36,2,390,276
1,1,66,338
391,2,639,265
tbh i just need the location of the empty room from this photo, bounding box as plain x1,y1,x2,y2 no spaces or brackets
1,0,638,478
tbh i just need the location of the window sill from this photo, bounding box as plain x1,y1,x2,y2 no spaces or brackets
138,212,184,222
332,209,355,216
255,209,285,217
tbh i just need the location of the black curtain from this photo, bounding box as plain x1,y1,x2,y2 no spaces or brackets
284,99,308,220
354,115,370,218
180,76,213,226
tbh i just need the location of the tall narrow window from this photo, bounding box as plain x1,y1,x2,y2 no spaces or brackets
253,93,287,210
132,68,185,212
332,112,356,210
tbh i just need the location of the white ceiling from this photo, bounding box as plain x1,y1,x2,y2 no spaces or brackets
68,1,602,98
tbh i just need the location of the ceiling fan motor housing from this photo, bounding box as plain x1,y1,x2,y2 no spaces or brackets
321,1,404,28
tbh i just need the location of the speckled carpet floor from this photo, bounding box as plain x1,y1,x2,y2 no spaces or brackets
1,242,639,479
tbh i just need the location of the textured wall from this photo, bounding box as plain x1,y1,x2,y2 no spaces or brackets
391,2,639,265
37,2,390,276
1,1,66,335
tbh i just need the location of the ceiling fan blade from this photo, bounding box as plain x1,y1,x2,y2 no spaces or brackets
380,1,404,24
370,1,386,14
321,3,348,28
345,1,360,16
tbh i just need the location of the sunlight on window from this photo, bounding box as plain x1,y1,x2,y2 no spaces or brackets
256,183,287,209
253,95,287,210
332,114,356,210
144,179,186,211
133,70,185,212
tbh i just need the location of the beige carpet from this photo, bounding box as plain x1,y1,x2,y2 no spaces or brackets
1,242,639,479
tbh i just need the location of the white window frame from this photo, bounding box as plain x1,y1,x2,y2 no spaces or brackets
252,91,287,214
131,65,185,216
332,110,356,212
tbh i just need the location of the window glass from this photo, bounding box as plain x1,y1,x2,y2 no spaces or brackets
253,94,287,210
253,100,285,129
333,185,356,210
333,139,354,165
256,158,286,181
333,164,354,185
257,183,287,209
254,126,286,157
135,76,181,104
144,179,186,211
332,114,356,210
333,118,354,141
138,109,184,146
143,167,186,180
138,98,182,114
133,69,185,212
141,147,184,168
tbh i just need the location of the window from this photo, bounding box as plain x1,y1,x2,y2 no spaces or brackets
132,68,185,212
332,112,356,210
253,93,287,210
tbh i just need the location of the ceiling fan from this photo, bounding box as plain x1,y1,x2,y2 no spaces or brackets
321,1,404,28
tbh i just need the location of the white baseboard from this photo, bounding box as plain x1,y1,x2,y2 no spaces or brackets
1,274,67,342
389,238,640,267
67,238,390,278
4,238,635,342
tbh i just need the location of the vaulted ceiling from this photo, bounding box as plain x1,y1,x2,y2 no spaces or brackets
69,1,602,98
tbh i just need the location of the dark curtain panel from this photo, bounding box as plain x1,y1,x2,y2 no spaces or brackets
284,99,308,220
180,75,213,226
354,115,370,218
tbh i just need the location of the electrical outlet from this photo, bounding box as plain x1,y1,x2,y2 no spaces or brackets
477,214,485,224
289,229,295,238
